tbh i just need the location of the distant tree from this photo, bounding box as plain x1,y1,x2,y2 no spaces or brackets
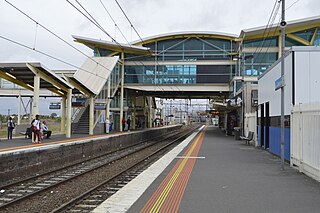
50,113,58,119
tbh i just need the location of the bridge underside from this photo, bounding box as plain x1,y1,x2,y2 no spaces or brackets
125,84,230,99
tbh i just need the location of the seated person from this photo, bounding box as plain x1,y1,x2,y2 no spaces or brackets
41,121,52,139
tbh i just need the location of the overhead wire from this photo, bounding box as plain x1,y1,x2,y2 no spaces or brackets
68,0,166,94
0,34,107,80
243,0,281,74
4,0,113,74
255,0,303,68
113,0,178,93
250,0,280,58
98,0,131,45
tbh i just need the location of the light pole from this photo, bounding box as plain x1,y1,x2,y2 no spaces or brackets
280,0,286,170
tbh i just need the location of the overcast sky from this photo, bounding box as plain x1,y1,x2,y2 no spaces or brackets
1,0,319,69
0,0,319,115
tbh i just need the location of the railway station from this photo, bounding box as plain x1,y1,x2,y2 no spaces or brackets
1,1,320,211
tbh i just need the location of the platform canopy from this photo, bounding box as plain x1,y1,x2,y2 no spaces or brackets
0,62,73,96
73,35,150,55
73,57,119,95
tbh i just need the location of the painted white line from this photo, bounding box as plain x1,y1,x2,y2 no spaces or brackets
91,126,205,213
175,156,206,159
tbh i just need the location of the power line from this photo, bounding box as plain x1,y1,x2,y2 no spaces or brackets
0,34,107,80
250,0,280,58
98,0,130,45
113,0,177,93
67,0,167,94
4,0,113,74
114,0,144,44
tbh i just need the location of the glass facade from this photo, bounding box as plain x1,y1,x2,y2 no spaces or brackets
243,37,278,47
313,27,320,46
124,64,231,84
139,37,234,61
241,52,278,76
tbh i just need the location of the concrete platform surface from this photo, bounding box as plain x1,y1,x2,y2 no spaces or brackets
95,125,320,213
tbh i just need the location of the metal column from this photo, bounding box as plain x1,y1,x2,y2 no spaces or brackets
66,89,72,138
89,96,94,135
120,52,125,132
133,95,136,130
106,78,111,119
148,96,152,128
18,94,21,125
32,75,40,117
280,0,286,170
61,96,66,133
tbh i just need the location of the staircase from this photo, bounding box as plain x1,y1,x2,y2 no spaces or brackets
72,107,89,134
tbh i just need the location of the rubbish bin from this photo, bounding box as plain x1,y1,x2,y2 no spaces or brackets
234,127,241,140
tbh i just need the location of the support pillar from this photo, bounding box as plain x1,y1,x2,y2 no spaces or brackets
133,95,136,130
106,79,111,119
89,96,94,135
61,96,66,133
66,89,72,138
32,75,40,118
29,98,33,124
18,94,21,125
148,96,152,128
120,52,125,132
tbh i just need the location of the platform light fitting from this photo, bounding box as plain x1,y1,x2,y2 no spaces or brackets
5,72,16,79
53,84,61,90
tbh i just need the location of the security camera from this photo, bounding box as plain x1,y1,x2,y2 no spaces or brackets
280,21,287,28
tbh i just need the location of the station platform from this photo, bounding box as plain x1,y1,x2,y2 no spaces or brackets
0,132,120,153
92,125,320,213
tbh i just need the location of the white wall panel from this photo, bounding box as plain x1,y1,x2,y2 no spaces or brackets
295,52,310,104
258,52,292,116
74,56,119,95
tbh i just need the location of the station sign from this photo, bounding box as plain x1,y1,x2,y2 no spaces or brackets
275,76,285,91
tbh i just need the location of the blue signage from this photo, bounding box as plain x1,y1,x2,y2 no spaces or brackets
275,76,285,91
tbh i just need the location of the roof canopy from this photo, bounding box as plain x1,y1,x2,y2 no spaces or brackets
73,35,150,55
0,62,73,96
73,57,119,95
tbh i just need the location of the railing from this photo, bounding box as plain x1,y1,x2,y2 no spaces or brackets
71,99,89,123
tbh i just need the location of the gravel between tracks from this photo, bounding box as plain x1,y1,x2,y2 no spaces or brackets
0,141,170,213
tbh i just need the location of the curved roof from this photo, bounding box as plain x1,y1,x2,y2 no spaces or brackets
131,31,238,46
240,15,320,40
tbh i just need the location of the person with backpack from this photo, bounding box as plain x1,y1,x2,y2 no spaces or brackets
32,115,41,144
7,116,15,140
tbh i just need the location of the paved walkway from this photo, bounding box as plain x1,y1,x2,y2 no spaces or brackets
121,126,320,213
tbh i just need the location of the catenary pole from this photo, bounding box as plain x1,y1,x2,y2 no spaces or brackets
280,0,285,170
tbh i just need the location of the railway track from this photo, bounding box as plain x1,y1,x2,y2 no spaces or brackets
0,125,200,213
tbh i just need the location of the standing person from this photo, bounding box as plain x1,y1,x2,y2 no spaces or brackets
32,115,41,144
105,117,110,134
127,116,131,131
7,117,15,140
122,116,126,131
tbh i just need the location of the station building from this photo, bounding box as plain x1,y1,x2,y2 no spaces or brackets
1,16,320,138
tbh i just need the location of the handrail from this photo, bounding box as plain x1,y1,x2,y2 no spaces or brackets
71,99,89,123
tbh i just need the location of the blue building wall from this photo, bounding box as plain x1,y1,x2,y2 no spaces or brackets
269,127,290,161
257,126,290,161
